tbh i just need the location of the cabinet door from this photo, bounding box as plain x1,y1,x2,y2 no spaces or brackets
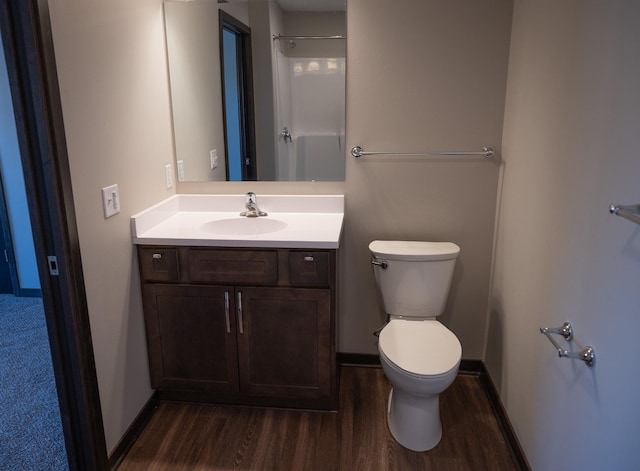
236,287,332,399
143,284,239,392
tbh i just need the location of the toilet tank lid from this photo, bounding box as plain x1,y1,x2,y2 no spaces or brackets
369,240,460,261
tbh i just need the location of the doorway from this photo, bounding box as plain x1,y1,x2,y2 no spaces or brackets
0,21,68,469
0,176,14,294
0,0,108,469
219,11,257,181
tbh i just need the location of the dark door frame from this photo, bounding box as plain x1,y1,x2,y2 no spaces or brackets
0,1,108,469
219,11,257,181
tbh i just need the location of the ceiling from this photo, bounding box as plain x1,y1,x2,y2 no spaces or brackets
276,0,345,11
220,0,345,12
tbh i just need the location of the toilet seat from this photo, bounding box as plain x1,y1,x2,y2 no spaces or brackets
379,320,462,377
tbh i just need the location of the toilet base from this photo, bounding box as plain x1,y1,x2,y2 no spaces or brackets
386,388,442,452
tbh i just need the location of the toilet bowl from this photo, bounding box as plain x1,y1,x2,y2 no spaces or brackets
369,240,462,452
378,319,461,451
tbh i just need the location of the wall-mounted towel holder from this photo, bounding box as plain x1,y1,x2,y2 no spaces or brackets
540,322,595,367
350,145,495,159
609,203,640,225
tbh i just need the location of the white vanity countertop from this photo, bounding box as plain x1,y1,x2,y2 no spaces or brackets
131,194,344,249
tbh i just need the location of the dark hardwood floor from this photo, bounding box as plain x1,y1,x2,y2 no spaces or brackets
117,367,519,470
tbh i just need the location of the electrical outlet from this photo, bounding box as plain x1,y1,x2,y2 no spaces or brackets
101,184,120,219
210,149,218,169
177,160,185,182
165,164,174,189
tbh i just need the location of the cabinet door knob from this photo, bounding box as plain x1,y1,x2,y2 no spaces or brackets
152,253,162,259
303,256,314,262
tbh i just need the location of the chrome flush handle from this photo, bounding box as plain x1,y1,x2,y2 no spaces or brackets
371,259,388,269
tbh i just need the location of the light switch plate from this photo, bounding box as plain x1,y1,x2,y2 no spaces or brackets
165,164,174,188
210,149,218,169
177,160,185,182
101,184,120,218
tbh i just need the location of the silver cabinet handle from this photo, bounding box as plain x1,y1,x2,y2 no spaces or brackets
224,291,231,333
152,253,162,259
303,256,314,261
237,292,244,334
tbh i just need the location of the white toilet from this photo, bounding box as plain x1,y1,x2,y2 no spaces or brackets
369,240,462,452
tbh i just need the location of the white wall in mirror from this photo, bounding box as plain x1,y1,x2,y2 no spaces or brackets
165,1,229,181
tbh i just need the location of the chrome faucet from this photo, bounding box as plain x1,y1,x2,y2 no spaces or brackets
240,192,267,217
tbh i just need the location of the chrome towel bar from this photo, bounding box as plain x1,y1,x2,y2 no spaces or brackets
351,145,495,159
540,322,595,367
609,203,640,225
273,34,345,41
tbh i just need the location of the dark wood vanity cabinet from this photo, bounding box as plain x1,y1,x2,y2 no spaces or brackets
137,246,337,410
142,283,240,393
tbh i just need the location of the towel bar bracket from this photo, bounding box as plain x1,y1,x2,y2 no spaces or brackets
540,322,595,367
609,203,640,225
540,322,573,341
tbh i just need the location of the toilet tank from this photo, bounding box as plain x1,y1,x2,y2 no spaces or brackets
369,240,460,318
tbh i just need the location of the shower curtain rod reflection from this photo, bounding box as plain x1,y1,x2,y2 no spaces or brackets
273,34,346,40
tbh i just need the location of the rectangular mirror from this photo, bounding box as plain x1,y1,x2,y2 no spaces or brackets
164,0,346,182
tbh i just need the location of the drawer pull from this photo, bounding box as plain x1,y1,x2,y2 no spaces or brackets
237,292,244,334
224,291,231,333
152,253,162,259
303,256,315,262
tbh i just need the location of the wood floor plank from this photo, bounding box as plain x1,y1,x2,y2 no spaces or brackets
118,367,520,471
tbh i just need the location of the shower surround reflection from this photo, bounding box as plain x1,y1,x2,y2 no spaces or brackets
274,47,345,181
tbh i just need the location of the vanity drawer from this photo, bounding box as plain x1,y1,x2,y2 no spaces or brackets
138,248,180,282
288,251,330,287
188,249,278,285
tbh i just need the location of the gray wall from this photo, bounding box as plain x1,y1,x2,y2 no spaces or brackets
47,0,512,452
48,0,511,455
341,0,512,357
165,1,228,182
47,0,640,466
488,1,640,469
48,0,175,452
49,0,614,462
181,0,514,360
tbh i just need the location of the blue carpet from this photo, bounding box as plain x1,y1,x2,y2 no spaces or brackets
0,294,68,470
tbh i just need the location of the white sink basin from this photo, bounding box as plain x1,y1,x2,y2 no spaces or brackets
201,217,288,235
131,194,344,249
